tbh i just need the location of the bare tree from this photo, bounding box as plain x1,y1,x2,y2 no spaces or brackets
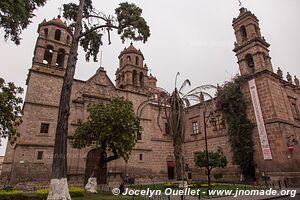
137,72,216,180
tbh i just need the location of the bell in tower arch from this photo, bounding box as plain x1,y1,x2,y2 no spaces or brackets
232,8,273,76
32,16,73,70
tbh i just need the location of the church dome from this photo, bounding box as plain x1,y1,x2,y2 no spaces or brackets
118,43,144,59
38,15,72,35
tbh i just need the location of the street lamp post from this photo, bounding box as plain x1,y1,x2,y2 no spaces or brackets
200,92,217,190
203,110,211,188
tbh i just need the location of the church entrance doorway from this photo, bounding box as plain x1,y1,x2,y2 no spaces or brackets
167,161,175,180
85,149,107,184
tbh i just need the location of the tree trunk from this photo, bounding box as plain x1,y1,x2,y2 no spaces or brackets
97,145,107,184
173,121,183,181
47,0,85,199
169,91,185,181
170,94,184,180
173,130,183,180
47,179,71,200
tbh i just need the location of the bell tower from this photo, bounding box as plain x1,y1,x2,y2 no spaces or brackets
116,43,155,92
233,7,273,76
31,15,72,76
0,16,74,186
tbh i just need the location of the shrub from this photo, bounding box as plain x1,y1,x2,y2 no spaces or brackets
35,189,48,200
200,183,217,187
35,187,84,200
163,182,179,188
0,190,24,200
187,184,197,188
69,187,84,197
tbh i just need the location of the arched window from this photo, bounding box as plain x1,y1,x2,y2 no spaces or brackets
245,54,255,73
43,45,54,65
135,56,139,65
54,29,61,41
127,56,131,63
240,26,247,41
44,28,48,38
122,72,125,81
66,35,70,44
137,132,142,140
56,48,65,67
139,72,144,87
120,58,123,67
254,25,260,37
263,53,269,66
132,70,137,85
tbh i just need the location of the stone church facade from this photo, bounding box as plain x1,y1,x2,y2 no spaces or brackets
1,8,300,189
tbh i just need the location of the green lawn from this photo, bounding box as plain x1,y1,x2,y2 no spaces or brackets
129,183,166,191
17,183,262,199
128,183,261,198
73,191,145,200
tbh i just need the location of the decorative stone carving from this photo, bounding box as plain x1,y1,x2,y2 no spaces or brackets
217,84,222,93
277,67,283,78
294,76,299,86
85,177,97,193
286,72,292,83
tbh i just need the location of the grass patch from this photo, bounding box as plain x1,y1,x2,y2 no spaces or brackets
73,191,145,200
128,183,261,198
1,183,262,199
129,184,166,191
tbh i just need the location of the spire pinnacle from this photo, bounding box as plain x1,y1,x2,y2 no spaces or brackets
58,6,63,16
238,0,243,7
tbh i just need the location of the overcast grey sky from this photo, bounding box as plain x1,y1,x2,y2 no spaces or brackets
0,0,299,156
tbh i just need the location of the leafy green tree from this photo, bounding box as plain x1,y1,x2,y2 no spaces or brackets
72,97,140,177
48,1,149,199
194,150,227,177
0,0,47,44
0,78,23,145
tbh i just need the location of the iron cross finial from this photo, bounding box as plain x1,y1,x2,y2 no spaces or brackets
58,6,63,16
238,0,243,7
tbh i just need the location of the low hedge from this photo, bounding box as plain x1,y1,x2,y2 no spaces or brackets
0,190,27,200
190,181,217,187
35,187,84,200
68,187,85,197
163,182,179,188
199,183,217,187
163,182,199,188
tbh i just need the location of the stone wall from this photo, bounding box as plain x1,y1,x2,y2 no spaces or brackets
240,71,300,186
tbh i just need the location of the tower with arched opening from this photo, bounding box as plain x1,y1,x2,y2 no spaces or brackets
115,43,156,92
32,15,72,73
233,7,300,184
1,16,74,186
233,7,273,75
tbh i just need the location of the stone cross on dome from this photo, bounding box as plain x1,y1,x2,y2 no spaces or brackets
58,6,63,16
238,0,243,7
